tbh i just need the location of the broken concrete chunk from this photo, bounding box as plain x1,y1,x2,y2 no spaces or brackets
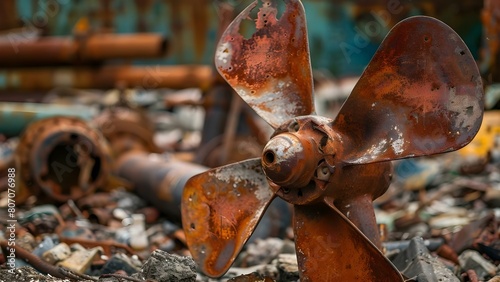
459,250,496,280
392,237,459,282
139,250,197,282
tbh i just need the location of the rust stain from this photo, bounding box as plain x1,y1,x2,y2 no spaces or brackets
333,16,484,164
215,0,314,128
181,158,274,277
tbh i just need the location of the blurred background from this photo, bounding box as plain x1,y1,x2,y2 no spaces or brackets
0,0,487,77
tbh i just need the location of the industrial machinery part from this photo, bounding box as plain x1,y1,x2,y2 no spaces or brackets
0,33,168,67
0,65,212,91
182,0,484,281
15,116,111,203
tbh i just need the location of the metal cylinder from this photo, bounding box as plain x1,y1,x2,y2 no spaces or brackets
15,117,111,203
82,33,169,61
0,65,212,90
115,153,207,221
0,33,168,67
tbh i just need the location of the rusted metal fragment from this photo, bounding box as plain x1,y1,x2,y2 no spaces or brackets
333,16,484,165
181,158,275,278
294,201,403,281
450,213,494,253
215,0,314,128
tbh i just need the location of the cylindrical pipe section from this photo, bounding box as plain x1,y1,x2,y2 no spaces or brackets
0,34,168,67
15,117,111,203
0,65,212,90
0,37,75,67
115,153,207,222
83,33,169,61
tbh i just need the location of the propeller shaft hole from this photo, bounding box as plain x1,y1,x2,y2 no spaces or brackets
264,150,276,164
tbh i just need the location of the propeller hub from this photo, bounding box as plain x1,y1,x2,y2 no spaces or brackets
262,132,316,188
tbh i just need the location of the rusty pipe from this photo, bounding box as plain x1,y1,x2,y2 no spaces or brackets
114,152,207,221
0,33,168,67
82,33,168,61
15,116,112,203
0,65,212,90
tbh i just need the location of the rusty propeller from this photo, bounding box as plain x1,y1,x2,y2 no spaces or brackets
182,0,484,281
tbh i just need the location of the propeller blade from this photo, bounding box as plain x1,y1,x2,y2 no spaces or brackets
294,200,404,281
215,0,314,128
181,158,275,278
332,16,484,165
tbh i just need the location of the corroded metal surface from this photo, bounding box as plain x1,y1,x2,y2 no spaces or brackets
181,158,275,277
214,0,314,128
15,117,111,203
332,16,484,165
294,201,403,281
182,1,484,281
